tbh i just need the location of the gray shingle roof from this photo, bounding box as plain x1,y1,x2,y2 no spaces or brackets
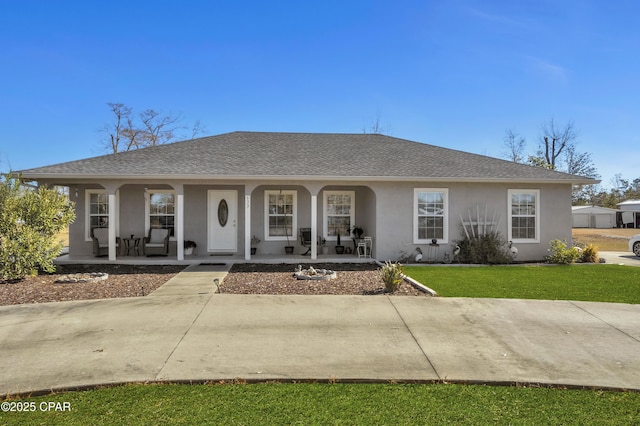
19,131,597,183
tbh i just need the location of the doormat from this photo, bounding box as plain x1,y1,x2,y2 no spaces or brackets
210,253,233,256
199,263,226,266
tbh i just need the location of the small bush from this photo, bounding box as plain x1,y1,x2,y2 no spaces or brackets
546,239,580,264
379,261,403,293
1,173,75,281
580,243,599,263
456,230,513,264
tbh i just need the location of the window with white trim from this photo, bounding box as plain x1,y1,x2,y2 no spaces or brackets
265,190,297,240
508,189,539,243
414,188,448,243
86,190,109,240
146,190,176,237
323,191,355,240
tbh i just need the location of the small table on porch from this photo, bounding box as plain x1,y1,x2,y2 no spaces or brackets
123,237,141,256
352,237,373,258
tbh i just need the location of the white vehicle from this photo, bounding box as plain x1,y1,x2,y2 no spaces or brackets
630,234,640,257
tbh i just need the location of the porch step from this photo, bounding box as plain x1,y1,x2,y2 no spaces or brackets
149,263,231,297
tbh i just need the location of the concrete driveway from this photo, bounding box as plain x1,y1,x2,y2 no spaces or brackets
2,289,639,396
599,251,640,267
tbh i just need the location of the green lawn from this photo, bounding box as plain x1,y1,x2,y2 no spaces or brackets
404,264,640,304
2,383,639,425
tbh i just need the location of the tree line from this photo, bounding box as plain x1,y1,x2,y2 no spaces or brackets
500,117,637,207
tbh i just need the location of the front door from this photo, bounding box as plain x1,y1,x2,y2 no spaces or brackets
208,190,238,253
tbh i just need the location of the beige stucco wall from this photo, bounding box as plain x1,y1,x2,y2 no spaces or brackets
66,180,571,262
371,181,572,261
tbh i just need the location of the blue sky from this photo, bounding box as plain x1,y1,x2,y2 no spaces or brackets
1,0,638,188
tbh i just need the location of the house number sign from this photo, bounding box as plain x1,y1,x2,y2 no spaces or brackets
218,199,229,227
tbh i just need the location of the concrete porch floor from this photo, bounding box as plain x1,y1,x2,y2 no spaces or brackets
54,253,378,266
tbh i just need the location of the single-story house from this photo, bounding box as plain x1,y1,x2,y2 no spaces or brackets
18,131,598,262
617,199,640,228
571,205,618,229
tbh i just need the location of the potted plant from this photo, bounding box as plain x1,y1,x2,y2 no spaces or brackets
284,222,294,254
321,238,329,255
184,240,197,255
351,225,364,239
251,235,261,255
335,232,345,254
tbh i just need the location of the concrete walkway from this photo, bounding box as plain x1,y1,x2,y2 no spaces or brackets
1,264,640,396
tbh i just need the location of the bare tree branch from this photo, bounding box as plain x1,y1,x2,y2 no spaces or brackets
501,129,526,163
138,109,183,147
564,144,599,178
100,103,132,153
362,111,389,135
99,104,203,153
539,118,578,169
190,120,207,139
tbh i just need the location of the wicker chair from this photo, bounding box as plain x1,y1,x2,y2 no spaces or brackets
92,228,120,257
143,228,170,256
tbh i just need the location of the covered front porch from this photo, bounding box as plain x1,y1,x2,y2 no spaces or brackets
64,180,378,264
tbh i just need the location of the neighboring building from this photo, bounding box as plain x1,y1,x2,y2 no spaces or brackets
617,199,640,228
18,131,598,262
571,206,618,229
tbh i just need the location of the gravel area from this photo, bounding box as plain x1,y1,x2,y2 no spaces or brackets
220,263,427,296
0,265,185,306
0,262,427,306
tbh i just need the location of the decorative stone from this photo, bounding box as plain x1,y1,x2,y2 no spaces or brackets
293,266,337,281
55,272,109,283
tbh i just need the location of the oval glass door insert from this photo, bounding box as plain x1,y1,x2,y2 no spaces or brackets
218,199,229,227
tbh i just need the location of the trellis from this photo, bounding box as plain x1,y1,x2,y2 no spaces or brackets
459,205,502,239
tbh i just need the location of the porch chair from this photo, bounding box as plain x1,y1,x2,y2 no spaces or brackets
299,228,312,255
92,227,121,257
143,228,170,256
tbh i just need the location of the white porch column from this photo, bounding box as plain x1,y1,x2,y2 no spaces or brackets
176,192,184,261
245,194,251,260
168,183,185,261
311,194,318,259
107,191,117,261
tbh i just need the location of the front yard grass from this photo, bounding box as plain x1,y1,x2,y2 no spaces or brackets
404,264,640,304
3,383,639,425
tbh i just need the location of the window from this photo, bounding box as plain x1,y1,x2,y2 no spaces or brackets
508,189,539,243
146,190,175,237
265,190,297,240
414,188,448,244
86,190,109,240
324,191,355,240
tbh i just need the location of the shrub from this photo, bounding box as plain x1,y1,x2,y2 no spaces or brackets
580,243,599,263
546,239,580,264
0,173,75,281
379,261,403,293
456,229,513,264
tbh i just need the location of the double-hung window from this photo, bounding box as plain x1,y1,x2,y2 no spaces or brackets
146,190,176,237
86,190,109,240
265,190,297,240
324,191,355,239
414,188,448,243
508,189,539,243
